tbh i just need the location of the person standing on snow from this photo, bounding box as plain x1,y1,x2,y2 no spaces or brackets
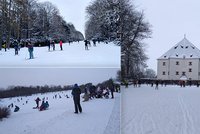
59,40,63,50
52,41,55,51
27,41,34,59
35,97,41,108
46,39,51,51
71,84,82,114
84,40,89,50
13,40,19,55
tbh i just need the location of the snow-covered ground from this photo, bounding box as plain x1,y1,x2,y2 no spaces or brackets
121,85,200,134
0,91,120,134
0,41,120,68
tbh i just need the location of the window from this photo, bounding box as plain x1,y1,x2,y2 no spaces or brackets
163,62,166,66
162,71,166,75
182,72,186,75
199,72,200,76
189,68,192,72
189,62,192,66
176,61,179,65
176,71,179,75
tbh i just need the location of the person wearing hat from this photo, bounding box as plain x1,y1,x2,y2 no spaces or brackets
71,84,82,114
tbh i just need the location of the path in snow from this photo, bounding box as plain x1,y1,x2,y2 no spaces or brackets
121,85,200,134
103,94,120,134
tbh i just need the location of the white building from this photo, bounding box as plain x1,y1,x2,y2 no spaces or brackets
157,36,200,80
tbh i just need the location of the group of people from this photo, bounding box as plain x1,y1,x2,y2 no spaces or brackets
34,97,49,111
10,83,117,115
46,39,63,51
84,39,97,50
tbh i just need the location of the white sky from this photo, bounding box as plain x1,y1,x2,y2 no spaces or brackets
38,0,93,37
134,0,200,72
0,68,119,89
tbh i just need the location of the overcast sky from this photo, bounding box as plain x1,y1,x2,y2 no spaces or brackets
134,0,200,72
38,0,93,37
0,68,119,89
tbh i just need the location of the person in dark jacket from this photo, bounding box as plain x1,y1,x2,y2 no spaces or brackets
84,40,89,50
35,97,41,108
14,40,19,55
14,105,20,112
71,84,82,114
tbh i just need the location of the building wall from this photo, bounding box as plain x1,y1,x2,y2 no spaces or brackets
157,59,169,80
157,58,200,80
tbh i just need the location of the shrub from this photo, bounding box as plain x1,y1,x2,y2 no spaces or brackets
0,107,10,120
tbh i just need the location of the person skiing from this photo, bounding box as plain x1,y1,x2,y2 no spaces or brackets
27,41,34,59
71,84,82,114
13,40,19,55
35,97,41,108
59,40,63,50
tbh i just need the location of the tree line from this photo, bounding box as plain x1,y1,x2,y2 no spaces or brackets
0,0,84,49
85,0,152,80
0,79,119,98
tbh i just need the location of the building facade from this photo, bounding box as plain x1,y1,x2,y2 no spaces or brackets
157,37,200,80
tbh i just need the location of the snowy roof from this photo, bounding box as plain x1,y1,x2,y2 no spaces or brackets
158,37,200,59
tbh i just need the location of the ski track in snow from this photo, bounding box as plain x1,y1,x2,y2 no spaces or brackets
178,95,195,134
103,95,120,134
121,85,200,134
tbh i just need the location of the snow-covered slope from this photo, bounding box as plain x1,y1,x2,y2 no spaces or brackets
122,85,200,134
0,41,120,68
0,91,120,134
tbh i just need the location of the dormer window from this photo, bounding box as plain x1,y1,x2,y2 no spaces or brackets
190,54,193,57
181,45,183,48
176,54,178,57
174,46,178,49
185,46,188,49
192,46,195,49
164,56,167,58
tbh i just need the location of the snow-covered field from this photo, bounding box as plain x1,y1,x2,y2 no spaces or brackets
0,41,120,68
121,85,200,134
0,91,120,134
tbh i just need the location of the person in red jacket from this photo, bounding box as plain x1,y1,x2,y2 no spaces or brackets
60,40,63,50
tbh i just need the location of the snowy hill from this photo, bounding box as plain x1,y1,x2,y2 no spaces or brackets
0,91,120,134
122,85,200,134
0,41,120,68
